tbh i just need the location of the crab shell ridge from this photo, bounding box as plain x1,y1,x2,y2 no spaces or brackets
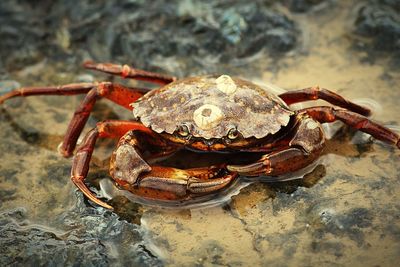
132,75,293,139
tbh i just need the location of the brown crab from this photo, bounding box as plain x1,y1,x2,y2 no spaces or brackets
1,62,399,210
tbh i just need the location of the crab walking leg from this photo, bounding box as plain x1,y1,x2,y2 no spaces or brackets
57,82,145,157
71,128,111,208
300,106,400,148
227,148,323,177
0,82,148,156
71,120,158,209
84,61,176,85
227,115,326,176
279,86,371,116
0,83,95,104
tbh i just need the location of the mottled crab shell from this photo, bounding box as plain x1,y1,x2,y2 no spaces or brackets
132,75,294,139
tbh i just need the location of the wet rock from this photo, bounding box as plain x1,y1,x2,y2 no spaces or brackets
340,208,373,228
0,203,162,266
284,0,333,13
44,163,72,187
0,169,18,183
1,0,400,266
310,240,344,257
0,2,55,71
353,0,400,67
308,205,373,247
0,0,298,75
109,196,143,225
0,80,20,93
195,240,226,266
0,189,16,205
354,0,400,51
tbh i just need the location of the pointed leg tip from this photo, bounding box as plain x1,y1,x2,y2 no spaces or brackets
71,176,113,210
99,202,114,210
0,91,20,104
57,143,73,158
0,94,6,104
83,61,96,68
362,108,372,117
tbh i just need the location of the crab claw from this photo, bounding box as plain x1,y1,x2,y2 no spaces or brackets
227,161,268,177
109,143,152,186
116,165,238,201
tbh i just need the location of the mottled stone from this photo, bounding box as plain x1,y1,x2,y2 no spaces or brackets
353,0,400,67
284,0,334,13
0,0,298,75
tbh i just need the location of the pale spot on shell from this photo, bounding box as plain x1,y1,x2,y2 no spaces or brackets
306,119,319,130
151,125,164,133
193,104,224,130
277,113,290,125
216,75,237,95
141,117,151,127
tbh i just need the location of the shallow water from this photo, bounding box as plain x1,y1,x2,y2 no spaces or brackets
1,1,400,266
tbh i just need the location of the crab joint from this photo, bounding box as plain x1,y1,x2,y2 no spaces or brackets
121,64,132,78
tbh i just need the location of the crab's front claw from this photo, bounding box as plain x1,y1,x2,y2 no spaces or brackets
110,142,152,186
227,161,267,177
117,165,238,201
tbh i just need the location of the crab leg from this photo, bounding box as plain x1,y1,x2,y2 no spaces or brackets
71,121,139,209
300,106,400,148
279,86,371,116
59,82,150,157
84,61,176,85
0,82,95,104
229,106,400,176
228,115,326,177
0,82,150,156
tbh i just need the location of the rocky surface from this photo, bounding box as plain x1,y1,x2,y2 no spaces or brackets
0,0,400,266
353,0,400,67
0,0,298,76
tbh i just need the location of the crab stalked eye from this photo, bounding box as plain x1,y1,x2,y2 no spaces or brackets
177,124,190,137
227,128,239,140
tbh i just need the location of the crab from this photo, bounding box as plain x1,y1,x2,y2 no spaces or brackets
1,62,399,210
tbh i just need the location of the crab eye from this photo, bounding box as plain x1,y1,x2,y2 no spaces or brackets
177,124,190,137
227,128,239,140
